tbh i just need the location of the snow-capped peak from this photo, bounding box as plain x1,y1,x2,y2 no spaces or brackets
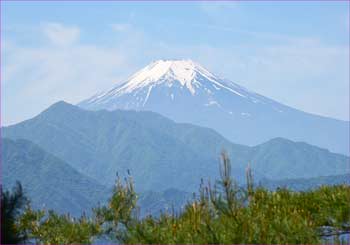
80,59,267,108
122,59,218,94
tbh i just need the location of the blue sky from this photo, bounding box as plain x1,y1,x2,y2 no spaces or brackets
2,1,349,125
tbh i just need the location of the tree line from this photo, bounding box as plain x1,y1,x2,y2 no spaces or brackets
1,152,349,244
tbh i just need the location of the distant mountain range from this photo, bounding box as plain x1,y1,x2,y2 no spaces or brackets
2,135,348,217
2,59,349,219
2,101,349,216
1,138,110,216
260,173,350,191
79,59,349,155
3,101,349,194
138,188,192,217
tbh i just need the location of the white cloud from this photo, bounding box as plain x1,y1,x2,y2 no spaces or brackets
2,23,137,125
2,21,349,125
42,22,80,46
3,44,129,98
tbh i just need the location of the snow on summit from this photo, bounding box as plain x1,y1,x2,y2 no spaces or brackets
78,59,349,155
80,59,257,107
79,58,291,117
116,59,218,95
129,60,216,85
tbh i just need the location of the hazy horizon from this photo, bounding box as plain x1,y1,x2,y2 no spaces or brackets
2,1,349,125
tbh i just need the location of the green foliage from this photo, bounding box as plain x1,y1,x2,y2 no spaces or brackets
94,173,138,241
1,182,28,244
5,152,350,244
18,207,100,244
97,152,350,244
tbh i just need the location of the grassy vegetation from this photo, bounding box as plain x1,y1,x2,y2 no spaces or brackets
2,152,349,244
103,153,349,244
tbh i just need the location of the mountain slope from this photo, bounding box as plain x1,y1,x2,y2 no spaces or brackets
249,138,349,180
260,173,350,191
3,101,244,192
3,102,349,193
1,138,110,216
79,59,349,155
138,188,191,217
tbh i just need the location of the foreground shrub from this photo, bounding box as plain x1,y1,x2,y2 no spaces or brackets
1,182,28,244
17,207,100,244
98,152,349,244
3,152,349,244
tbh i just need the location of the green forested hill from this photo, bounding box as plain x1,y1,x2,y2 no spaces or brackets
3,101,349,193
1,138,110,216
249,137,349,179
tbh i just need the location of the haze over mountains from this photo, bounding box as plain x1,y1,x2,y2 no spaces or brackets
2,102,349,216
3,102,349,190
2,59,349,217
2,138,110,216
79,59,349,155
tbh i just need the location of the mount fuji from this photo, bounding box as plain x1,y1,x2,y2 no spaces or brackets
79,59,349,155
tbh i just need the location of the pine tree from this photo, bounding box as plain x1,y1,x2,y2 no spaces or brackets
1,182,28,244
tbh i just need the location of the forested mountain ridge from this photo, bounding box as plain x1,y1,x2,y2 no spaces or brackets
3,101,349,193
